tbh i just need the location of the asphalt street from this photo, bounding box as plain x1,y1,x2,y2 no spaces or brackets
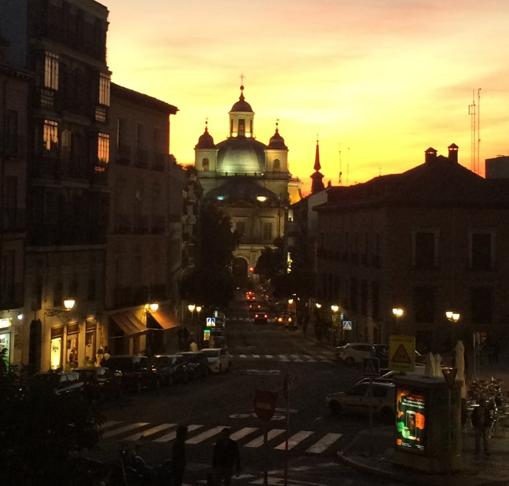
90,298,400,485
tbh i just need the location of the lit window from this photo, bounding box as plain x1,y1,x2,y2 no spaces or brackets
99,73,110,106
43,120,58,154
97,132,110,164
44,52,59,90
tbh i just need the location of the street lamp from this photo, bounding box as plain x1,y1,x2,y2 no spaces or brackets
445,310,461,323
63,298,76,311
188,304,196,313
315,303,322,309
331,304,339,313
391,307,404,335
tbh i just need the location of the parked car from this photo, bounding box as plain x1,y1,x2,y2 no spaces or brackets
254,311,268,324
326,381,395,422
335,343,376,365
74,366,122,400
104,355,160,392
150,354,189,385
29,371,84,397
177,352,209,379
201,348,231,373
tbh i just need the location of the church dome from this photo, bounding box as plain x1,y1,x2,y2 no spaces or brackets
268,128,287,150
230,85,253,113
195,126,215,149
216,137,266,174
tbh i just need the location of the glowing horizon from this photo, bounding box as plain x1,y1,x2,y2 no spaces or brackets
104,0,509,194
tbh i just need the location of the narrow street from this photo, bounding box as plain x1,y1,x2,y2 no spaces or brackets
91,303,400,485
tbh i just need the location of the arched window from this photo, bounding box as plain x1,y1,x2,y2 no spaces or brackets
202,158,209,171
273,159,280,171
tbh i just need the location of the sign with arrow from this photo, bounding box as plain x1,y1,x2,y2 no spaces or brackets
389,335,415,372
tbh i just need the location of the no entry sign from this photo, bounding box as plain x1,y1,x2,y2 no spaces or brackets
254,389,278,421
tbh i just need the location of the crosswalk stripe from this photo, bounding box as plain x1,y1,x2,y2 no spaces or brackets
99,420,122,431
252,354,260,358
124,423,175,441
186,426,226,445
239,354,247,358
265,354,274,359
279,354,289,361
154,424,202,443
305,433,342,454
245,429,285,448
102,422,149,439
229,427,258,441
290,354,302,362
274,431,314,450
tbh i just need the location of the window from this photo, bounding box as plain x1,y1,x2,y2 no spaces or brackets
44,52,59,90
98,73,110,106
4,110,18,155
471,287,493,324
202,158,209,171
97,132,109,164
136,123,144,149
238,119,245,136
414,231,437,269
371,281,379,319
273,159,280,170
263,222,272,242
0,250,15,303
413,286,435,323
470,232,493,270
42,120,58,155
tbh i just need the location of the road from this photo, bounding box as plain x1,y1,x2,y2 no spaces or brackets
91,298,399,485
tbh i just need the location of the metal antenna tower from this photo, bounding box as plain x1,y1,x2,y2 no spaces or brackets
338,147,342,185
468,88,482,173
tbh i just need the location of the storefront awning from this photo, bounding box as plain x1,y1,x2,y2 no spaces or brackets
110,311,146,335
148,306,178,330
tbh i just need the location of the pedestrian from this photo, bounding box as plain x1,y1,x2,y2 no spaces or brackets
101,346,111,366
172,425,188,486
95,347,104,367
472,397,494,456
189,340,198,352
212,427,241,486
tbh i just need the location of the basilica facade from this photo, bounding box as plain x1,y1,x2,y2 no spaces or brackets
194,86,300,281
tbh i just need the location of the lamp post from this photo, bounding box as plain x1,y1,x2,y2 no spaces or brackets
45,297,77,371
391,307,404,335
331,305,339,345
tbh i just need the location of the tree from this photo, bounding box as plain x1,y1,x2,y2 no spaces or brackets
254,237,286,282
180,201,238,308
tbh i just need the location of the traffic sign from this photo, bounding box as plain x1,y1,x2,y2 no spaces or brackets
206,317,216,327
363,357,380,377
254,389,278,421
342,320,352,330
389,335,415,372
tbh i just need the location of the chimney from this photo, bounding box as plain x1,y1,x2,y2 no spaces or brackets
448,143,458,163
425,147,437,164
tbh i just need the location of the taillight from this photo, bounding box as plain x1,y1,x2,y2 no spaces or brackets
264,314,267,318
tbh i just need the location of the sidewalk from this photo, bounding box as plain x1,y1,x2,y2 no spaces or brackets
337,423,509,486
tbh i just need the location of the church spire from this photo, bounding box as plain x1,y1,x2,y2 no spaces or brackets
311,139,325,194
314,139,321,171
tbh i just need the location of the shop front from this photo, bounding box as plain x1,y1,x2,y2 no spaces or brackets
50,326,64,370
0,317,13,369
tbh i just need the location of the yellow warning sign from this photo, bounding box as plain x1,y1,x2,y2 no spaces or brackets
389,335,415,372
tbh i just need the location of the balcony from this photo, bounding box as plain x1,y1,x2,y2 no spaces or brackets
134,148,148,169
116,144,131,165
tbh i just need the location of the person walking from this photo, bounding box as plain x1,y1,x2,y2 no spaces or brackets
172,425,188,486
472,398,494,456
212,427,241,486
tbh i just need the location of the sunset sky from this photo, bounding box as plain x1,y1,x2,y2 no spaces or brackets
105,0,509,194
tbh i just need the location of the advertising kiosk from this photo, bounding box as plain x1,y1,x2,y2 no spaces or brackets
392,375,462,473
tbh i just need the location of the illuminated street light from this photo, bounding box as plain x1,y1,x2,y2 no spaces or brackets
331,304,339,313
188,304,196,313
17,313,23,320
256,195,268,202
288,299,294,305
196,306,202,314
392,307,404,318
148,302,159,312
315,303,322,309
446,310,461,323
63,298,76,311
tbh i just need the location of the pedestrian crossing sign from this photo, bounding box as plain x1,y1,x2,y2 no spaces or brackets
206,317,216,327
389,335,415,372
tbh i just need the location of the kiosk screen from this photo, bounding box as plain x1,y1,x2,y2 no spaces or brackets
396,387,426,452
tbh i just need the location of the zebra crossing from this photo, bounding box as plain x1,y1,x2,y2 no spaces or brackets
232,353,334,363
99,420,342,455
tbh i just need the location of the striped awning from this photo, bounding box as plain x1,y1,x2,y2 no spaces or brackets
148,305,177,330
110,311,145,335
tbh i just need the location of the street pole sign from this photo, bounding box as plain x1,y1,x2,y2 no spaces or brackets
389,335,415,372
206,317,216,327
254,389,278,421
